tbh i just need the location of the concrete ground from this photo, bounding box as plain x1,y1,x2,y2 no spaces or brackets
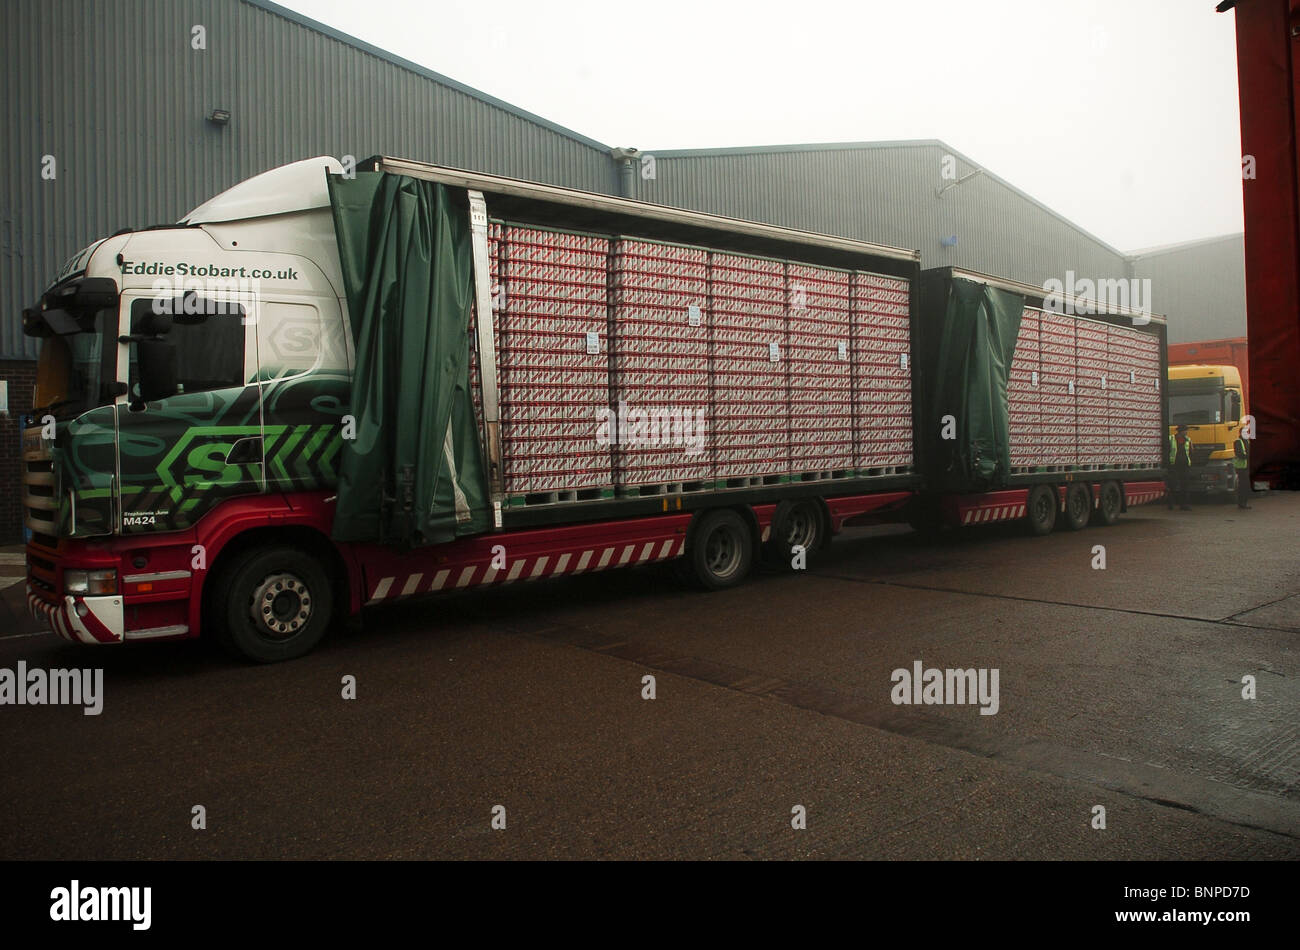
0,492,1296,860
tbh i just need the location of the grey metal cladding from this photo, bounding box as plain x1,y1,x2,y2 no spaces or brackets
1131,234,1247,344
629,143,1133,288
1,0,615,360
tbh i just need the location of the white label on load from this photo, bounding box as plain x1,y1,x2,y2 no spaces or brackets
837,341,848,361
1101,375,1107,390
1068,380,1076,395
1154,377,1159,391
900,353,909,370
769,341,780,362
585,332,600,354
687,304,702,327
1130,370,1135,384
1032,370,1039,386
493,501,502,529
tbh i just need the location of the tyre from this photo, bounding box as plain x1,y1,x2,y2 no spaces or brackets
688,509,754,590
210,545,335,663
1061,482,1091,531
1025,484,1057,536
1093,481,1122,526
763,499,825,569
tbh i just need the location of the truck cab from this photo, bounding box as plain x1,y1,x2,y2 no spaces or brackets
21,157,351,645
1166,363,1247,498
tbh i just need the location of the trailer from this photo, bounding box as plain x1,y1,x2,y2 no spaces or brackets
21,156,1166,662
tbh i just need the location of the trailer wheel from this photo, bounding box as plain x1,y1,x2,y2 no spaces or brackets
1026,484,1057,536
210,546,334,663
1093,481,1122,526
763,499,825,569
689,509,754,590
1062,482,1091,531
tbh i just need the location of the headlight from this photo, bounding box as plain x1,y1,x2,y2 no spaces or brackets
64,569,118,595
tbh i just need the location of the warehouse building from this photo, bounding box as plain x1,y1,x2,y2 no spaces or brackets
0,0,1247,540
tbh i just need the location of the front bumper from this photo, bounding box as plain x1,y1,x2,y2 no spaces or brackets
27,587,125,644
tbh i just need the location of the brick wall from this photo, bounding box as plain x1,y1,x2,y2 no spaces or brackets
0,360,37,543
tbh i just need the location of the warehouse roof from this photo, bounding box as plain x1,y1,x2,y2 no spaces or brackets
247,0,613,152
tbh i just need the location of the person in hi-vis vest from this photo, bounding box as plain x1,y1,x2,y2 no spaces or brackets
1167,424,1193,511
1234,432,1250,509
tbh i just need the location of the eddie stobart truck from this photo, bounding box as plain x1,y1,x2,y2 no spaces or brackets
21,156,1168,662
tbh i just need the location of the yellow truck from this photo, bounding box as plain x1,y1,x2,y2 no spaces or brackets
1166,364,1247,499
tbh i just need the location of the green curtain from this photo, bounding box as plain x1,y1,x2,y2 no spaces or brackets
327,172,490,545
930,277,1024,491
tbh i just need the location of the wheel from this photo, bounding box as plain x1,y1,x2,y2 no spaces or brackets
210,545,335,662
1061,482,1091,531
1025,484,1057,536
763,499,825,569
1093,480,1122,526
688,509,754,590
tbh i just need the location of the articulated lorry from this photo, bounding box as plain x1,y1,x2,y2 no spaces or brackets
21,157,1168,662
1166,338,1250,498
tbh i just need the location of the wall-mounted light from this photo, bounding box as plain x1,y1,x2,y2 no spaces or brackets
207,109,231,125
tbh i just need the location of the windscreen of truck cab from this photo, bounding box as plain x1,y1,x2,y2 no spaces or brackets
1168,376,1231,425
33,310,118,421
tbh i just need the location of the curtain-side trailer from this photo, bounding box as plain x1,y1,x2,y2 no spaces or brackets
21,156,1166,662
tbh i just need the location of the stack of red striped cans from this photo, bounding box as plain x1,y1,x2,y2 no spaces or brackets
787,263,854,475
498,225,612,496
1075,320,1110,465
1107,322,1163,466
1007,308,1042,468
1038,311,1077,466
710,252,789,480
609,238,712,488
851,272,913,470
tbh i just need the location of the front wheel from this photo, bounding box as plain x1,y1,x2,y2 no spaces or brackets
210,546,335,663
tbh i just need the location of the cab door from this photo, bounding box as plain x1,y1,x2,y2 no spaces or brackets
114,290,264,535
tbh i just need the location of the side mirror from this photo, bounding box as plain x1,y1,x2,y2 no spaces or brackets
1228,391,1242,424
136,339,178,403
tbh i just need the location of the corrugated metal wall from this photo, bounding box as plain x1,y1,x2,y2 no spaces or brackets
1131,235,1247,343
628,144,1133,287
0,0,617,360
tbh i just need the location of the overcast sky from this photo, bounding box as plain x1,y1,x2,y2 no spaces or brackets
278,0,1244,253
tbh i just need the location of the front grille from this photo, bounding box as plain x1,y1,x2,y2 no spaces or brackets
1190,445,1225,466
21,427,57,534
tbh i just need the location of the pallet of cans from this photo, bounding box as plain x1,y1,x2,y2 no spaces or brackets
709,252,789,481
787,263,854,477
1075,320,1110,466
497,225,614,501
1107,322,1164,466
1007,307,1042,468
609,238,712,490
1038,311,1077,467
851,272,913,471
